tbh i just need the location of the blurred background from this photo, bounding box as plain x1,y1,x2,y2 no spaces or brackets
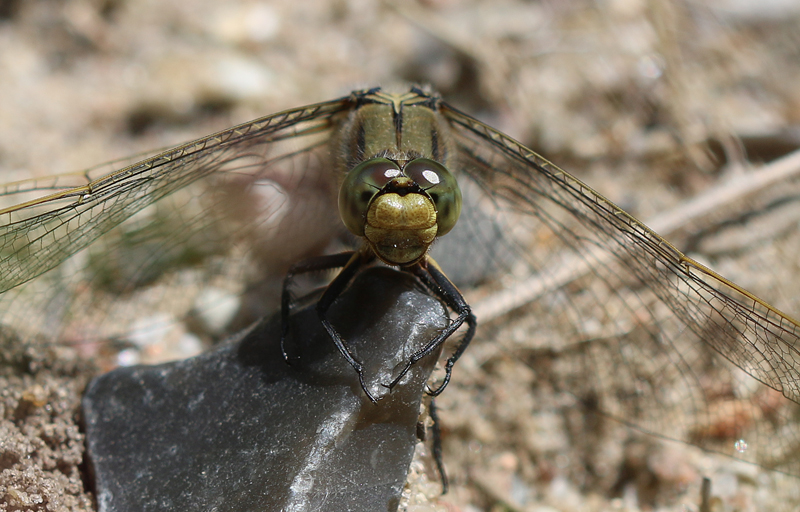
1,0,799,510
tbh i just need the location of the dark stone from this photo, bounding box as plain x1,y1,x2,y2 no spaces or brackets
83,266,448,512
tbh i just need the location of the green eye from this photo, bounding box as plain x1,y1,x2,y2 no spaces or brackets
403,159,462,236
339,158,401,236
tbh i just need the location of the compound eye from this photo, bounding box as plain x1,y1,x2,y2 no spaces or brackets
339,158,402,236
403,159,462,236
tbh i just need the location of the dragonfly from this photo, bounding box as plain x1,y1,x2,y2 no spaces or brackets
1,87,799,506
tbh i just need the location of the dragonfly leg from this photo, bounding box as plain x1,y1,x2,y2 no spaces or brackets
280,251,357,363
386,257,476,395
313,250,381,402
428,398,449,495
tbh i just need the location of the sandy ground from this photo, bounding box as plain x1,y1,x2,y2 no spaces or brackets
1,332,94,511
1,0,800,510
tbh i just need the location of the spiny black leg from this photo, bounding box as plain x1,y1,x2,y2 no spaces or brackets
429,399,448,495
414,263,477,395
386,257,476,393
423,260,477,396
281,252,356,363
313,250,382,403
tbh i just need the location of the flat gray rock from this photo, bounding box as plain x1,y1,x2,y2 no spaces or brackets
83,267,448,512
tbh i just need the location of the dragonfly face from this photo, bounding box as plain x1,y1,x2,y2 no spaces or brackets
1,87,799,507
338,156,461,266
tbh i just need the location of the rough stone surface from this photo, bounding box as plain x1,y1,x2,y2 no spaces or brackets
82,267,447,512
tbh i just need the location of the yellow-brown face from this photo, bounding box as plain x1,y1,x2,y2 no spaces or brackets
338,157,462,266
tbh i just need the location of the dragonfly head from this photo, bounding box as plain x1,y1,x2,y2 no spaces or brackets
339,157,462,266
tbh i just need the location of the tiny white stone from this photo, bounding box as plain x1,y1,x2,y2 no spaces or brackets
194,288,240,334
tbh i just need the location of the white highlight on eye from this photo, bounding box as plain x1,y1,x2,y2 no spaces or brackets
421,170,440,184
384,168,401,178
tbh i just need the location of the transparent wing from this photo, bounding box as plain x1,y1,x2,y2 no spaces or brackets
440,102,800,481
0,96,354,359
